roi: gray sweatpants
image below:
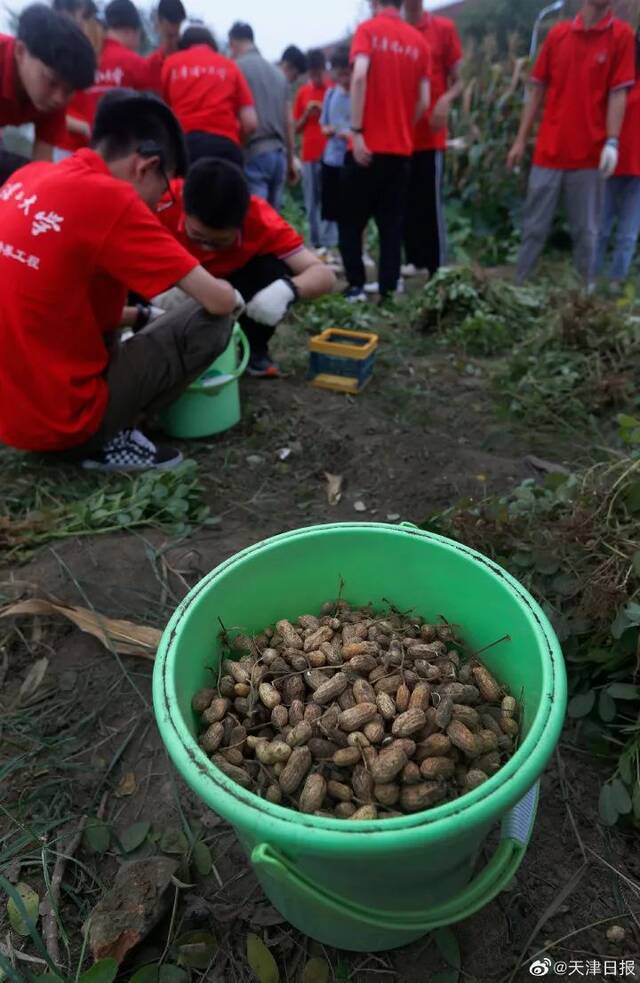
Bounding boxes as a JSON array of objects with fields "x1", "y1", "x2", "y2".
[{"x1": 516, "y1": 165, "x2": 605, "y2": 284}]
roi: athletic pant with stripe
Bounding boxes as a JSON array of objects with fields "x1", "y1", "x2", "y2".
[
  {"x1": 403, "y1": 149, "x2": 447, "y2": 273},
  {"x1": 516, "y1": 165, "x2": 604, "y2": 284}
]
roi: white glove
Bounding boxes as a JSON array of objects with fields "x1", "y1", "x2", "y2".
[
  {"x1": 599, "y1": 139, "x2": 619, "y2": 179},
  {"x1": 245, "y1": 279, "x2": 297, "y2": 327}
]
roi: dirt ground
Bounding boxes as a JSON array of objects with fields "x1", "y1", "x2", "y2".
[{"x1": 1, "y1": 299, "x2": 639, "y2": 983}]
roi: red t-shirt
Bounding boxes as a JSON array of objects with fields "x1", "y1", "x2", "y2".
[
  {"x1": 55, "y1": 91, "x2": 90, "y2": 153},
  {"x1": 616, "y1": 79, "x2": 640, "y2": 175},
  {"x1": 294, "y1": 80, "x2": 330, "y2": 162},
  {"x1": 350, "y1": 8, "x2": 431, "y2": 157},
  {"x1": 146, "y1": 46, "x2": 166, "y2": 95},
  {"x1": 0, "y1": 34, "x2": 67, "y2": 146},
  {"x1": 161, "y1": 46, "x2": 254, "y2": 144},
  {"x1": 158, "y1": 180, "x2": 304, "y2": 276},
  {"x1": 531, "y1": 13, "x2": 635, "y2": 170},
  {"x1": 412, "y1": 13, "x2": 462, "y2": 152},
  {"x1": 84, "y1": 37, "x2": 152, "y2": 124},
  {"x1": 0, "y1": 149, "x2": 198, "y2": 452}
]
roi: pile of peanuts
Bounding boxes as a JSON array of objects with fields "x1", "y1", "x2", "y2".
[{"x1": 192, "y1": 602, "x2": 520, "y2": 821}]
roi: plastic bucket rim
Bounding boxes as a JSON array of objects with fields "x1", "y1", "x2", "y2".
[{"x1": 154, "y1": 522, "x2": 566, "y2": 840}]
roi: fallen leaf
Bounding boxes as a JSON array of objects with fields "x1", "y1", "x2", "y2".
[
  {"x1": 115, "y1": 771, "x2": 137, "y2": 798},
  {"x1": 83, "y1": 818, "x2": 110, "y2": 855},
  {"x1": 176, "y1": 930, "x2": 218, "y2": 969},
  {"x1": 77, "y1": 959, "x2": 119, "y2": 983},
  {"x1": 192, "y1": 841, "x2": 212, "y2": 876},
  {"x1": 7, "y1": 882, "x2": 39, "y2": 937},
  {"x1": 302, "y1": 957, "x2": 330, "y2": 983},
  {"x1": 246, "y1": 455, "x2": 263, "y2": 466},
  {"x1": 353, "y1": 500, "x2": 367, "y2": 513},
  {"x1": 324, "y1": 473, "x2": 343, "y2": 506},
  {"x1": 0, "y1": 598, "x2": 160, "y2": 659},
  {"x1": 19, "y1": 656, "x2": 48, "y2": 703},
  {"x1": 159, "y1": 829, "x2": 189, "y2": 855},
  {"x1": 246, "y1": 933, "x2": 279, "y2": 983}
]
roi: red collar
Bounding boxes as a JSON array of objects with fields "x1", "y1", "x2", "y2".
[
  {"x1": 417, "y1": 11, "x2": 433, "y2": 30},
  {"x1": 74, "y1": 148, "x2": 115, "y2": 177},
  {"x1": 377, "y1": 7, "x2": 402, "y2": 20},
  {"x1": 572, "y1": 10, "x2": 614, "y2": 31}
]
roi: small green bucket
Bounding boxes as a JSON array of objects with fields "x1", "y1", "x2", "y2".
[
  {"x1": 160, "y1": 323, "x2": 250, "y2": 439},
  {"x1": 153, "y1": 523, "x2": 566, "y2": 952}
]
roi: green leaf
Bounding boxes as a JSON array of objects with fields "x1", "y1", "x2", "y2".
[
  {"x1": 433, "y1": 927, "x2": 461, "y2": 970},
  {"x1": 611, "y1": 779, "x2": 632, "y2": 815},
  {"x1": 619, "y1": 754, "x2": 633, "y2": 785},
  {"x1": 159, "y1": 829, "x2": 189, "y2": 855},
  {"x1": 129, "y1": 967, "x2": 187, "y2": 983},
  {"x1": 246, "y1": 932, "x2": 279, "y2": 983},
  {"x1": 78, "y1": 959, "x2": 119, "y2": 983},
  {"x1": 633, "y1": 551, "x2": 640, "y2": 578},
  {"x1": 176, "y1": 930, "x2": 217, "y2": 969},
  {"x1": 430, "y1": 973, "x2": 459, "y2": 983},
  {"x1": 567, "y1": 690, "x2": 596, "y2": 718},
  {"x1": 120, "y1": 822, "x2": 151, "y2": 854},
  {"x1": 598, "y1": 691, "x2": 616, "y2": 723},
  {"x1": 84, "y1": 818, "x2": 110, "y2": 855},
  {"x1": 7, "y1": 882, "x2": 39, "y2": 937},
  {"x1": 599, "y1": 784, "x2": 619, "y2": 826},
  {"x1": 301, "y1": 958, "x2": 330, "y2": 983},
  {"x1": 607, "y1": 683, "x2": 640, "y2": 700},
  {"x1": 193, "y1": 840, "x2": 212, "y2": 876}
]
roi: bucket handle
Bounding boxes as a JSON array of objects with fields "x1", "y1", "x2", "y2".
[
  {"x1": 188, "y1": 323, "x2": 250, "y2": 396},
  {"x1": 251, "y1": 783, "x2": 539, "y2": 933}
]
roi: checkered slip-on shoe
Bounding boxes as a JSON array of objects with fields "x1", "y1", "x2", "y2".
[{"x1": 81, "y1": 428, "x2": 184, "y2": 473}]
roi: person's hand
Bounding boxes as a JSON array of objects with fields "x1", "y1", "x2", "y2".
[
  {"x1": 506, "y1": 137, "x2": 526, "y2": 171},
  {"x1": 599, "y1": 139, "x2": 619, "y2": 179},
  {"x1": 246, "y1": 279, "x2": 297, "y2": 327},
  {"x1": 430, "y1": 94, "x2": 450, "y2": 131},
  {"x1": 353, "y1": 132, "x2": 372, "y2": 167},
  {"x1": 287, "y1": 158, "x2": 302, "y2": 185}
]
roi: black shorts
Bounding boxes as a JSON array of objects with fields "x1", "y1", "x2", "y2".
[{"x1": 321, "y1": 162, "x2": 344, "y2": 223}]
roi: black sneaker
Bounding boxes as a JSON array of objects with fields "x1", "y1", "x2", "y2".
[
  {"x1": 246, "y1": 354, "x2": 281, "y2": 378},
  {"x1": 344, "y1": 286, "x2": 367, "y2": 303},
  {"x1": 81, "y1": 428, "x2": 184, "y2": 473}
]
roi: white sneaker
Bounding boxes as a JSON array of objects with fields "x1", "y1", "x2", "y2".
[
  {"x1": 344, "y1": 287, "x2": 367, "y2": 302},
  {"x1": 365, "y1": 279, "x2": 404, "y2": 295},
  {"x1": 401, "y1": 263, "x2": 429, "y2": 278}
]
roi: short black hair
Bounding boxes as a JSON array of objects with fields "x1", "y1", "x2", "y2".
[
  {"x1": 281, "y1": 45, "x2": 307, "y2": 74},
  {"x1": 52, "y1": 0, "x2": 83, "y2": 16},
  {"x1": 18, "y1": 5, "x2": 96, "y2": 89},
  {"x1": 386, "y1": 0, "x2": 403, "y2": 6},
  {"x1": 330, "y1": 47, "x2": 350, "y2": 71},
  {"x1": 184, "y1": 157, "x2": 251, "y2": 231},
  {"x1": 179, "y1": 26, "x2": 218, "y2": 51},
  {"x1": 228, "y1": 21, "x2": 254, "y2": 43},
  {"x1": 307, "y1": 49, "x2": 326, "y2": 72},
  {"x1": 157, "y1": 0, "x2": 185, "y2": 23},
  {"x1": 105, "y1": 0, "x2": 141, "y2": 30},
  {"x1": 92, "y1": 89, "x2": 188, "y2": 177}
]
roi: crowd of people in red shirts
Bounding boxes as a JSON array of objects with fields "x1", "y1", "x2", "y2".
[{"x1": 0, "y1": 0, "x2": 639, "y2": 473}]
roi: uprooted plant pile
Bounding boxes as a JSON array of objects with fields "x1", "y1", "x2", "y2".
[
  {"x1": 427, "y1": 436, "x2": 640, "y2": 828},
  {"x1": 194, "y1": 603, "x2": 521, "y2": 819},
  {"x1": 409, "y1": 266, "x2": 543, "y2": 356},
  {"x1": 498, "y1": 293, "x2": 640, "y2": 431}
]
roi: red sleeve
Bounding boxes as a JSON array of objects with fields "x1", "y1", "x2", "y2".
[
  {"x1": 350, "y1": 23, "x2": 372, "y2": 62},
  {"x1": 257, "y1": 202, "x2": 304, "y2": 258},
  {"x1": 146, "y1": 48, "x2": 165, "y2": 95},
  {"x1": 610, "y1": 25, "x2": 636, "y2": 92},
  {"x1": 445, "y1": 22, "x2": 463, "y2": 74},
  {"x1": 97, "y1": 197, "x2": 198, "y2": 298},
  {"x1": 235, "y1": 65, "x2": 255, "y2": 110},
  {"x1": 134, "y1": 53, "x2": 153, "y2": 91},
  {"x1": 531, "y1": 30, "x2": 553, "y2": 84},
  {"x1": 34, "y1": 107, "x2": 67, "y2": 146}
]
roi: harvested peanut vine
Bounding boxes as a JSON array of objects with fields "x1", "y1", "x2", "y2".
[{"x1": 192, "y1": 602, "x2": 521, "y2": 821}]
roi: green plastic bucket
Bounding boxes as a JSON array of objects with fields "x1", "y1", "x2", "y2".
[
  {"x1": 160, "y1": 323, "x2": 250, "y2": 439},
  {"x1": 153, "y1": 523, "x2": 566, "y2": 952}
]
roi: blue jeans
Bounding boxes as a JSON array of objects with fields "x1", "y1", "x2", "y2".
[
  {"x1": 302, "y1": 160, "x2": 338, "y2": 248},
  {"x1": 596, "y1": 175, "x2": 640, "y2": 280},
  {"x1": 245, "y1": 148, "x2": 286, "y2": 212}
]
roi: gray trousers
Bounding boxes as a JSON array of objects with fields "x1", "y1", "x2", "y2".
[
  {"x1": 516, "y1": 166, "x2": 605, "y2": 284},
  {"x1": 302, "y1": 160, "x2": 338, "y2": 248},
  {"x1": 67, "y1": 300, "x2": 233, "y2": 457}
]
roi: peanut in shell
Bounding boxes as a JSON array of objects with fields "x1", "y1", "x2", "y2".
[
  {"x1": 392, "y1": 708, "x2": 426, "y2": 737},
  {"x1": 278, "y1": 747, "x2": 312, "y2": 794},
  {"x1": 472, "y1": 664, "x2": 503, "y2": 703},
  {"x1": 299, "y1": 774, "x2": 327, "y2": 813},
  {"x1": 338, "y1": 702, "x2": 378, "y2": 732}
]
